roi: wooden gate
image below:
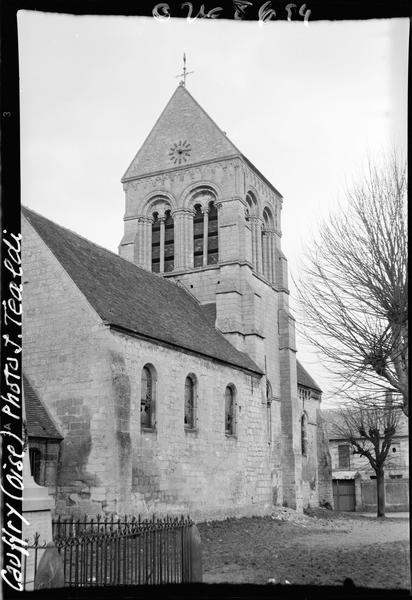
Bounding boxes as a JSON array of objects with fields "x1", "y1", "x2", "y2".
[{"x1": 333, "y1": 479, "x2": 355, "y2": 511}]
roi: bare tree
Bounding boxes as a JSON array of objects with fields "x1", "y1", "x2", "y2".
[
  {"x1": 330, "y1": 397, "x2": 401, "y2": 517},
  {"x1": 297, "y1": 154, "x2": 408, "y2": 415}
]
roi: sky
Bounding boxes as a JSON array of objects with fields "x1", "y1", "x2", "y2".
[{"x1": 17, "y1": 11, "x2": 409, "y2": 406}]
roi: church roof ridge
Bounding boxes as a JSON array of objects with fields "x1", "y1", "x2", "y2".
[{"x1": 22, "y1": 205, "x2": 263, "y2": 376}]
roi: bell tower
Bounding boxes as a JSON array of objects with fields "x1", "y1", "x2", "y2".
[{"x1": 119, "y1": 83, "x2": 303, "y2": 510}]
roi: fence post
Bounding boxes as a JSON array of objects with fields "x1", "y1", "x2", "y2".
[
  {"x1": 189, "y1": 524, "x2": 202, "y2": 583},
  {"x1": 34, "y1": 542, "x2": 65, "y2": 590}
]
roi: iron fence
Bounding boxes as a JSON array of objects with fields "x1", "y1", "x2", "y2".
[{"x1": 23, "y1": 514, "x2": 196, "y2": 589}]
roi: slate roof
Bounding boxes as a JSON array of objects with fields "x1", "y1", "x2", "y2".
[
  {"x1": 24, "y1": 375, "x2": 63, "y2": 440},
  {"x1": 22, "y1": 207, "x2": 263, "y2": 375},
  {"x1": 296, "y1": 360, "x2": 322, "y2": 393},
  {"x1": 122, "y1": 85, "x2": 283, "y2": 198},
  {"x1": 200, "y1": 303, "x2": 217, "y2": 327}
]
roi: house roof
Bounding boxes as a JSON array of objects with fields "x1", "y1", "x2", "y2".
[
  {"x1": 122, "y1": 85, "x2": 282, "y2": 198},
  {"x1": 22, "y1": 206, "x2": 263, "y2": 376},
  {"x1": 24, "y1": 375, "x2": 63, "y2": 440},
  {"x1": 296, "y1": 360, "x2": 322, "y2": 393}
]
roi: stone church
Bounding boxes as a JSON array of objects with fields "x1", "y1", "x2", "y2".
[{"x1": 22, "y1": 83, "x2": 332, "y2": 520}]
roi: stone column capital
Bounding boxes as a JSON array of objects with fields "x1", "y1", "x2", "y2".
[
  {"x1": 171, "y1": 208, "x2": 193, "y2": 217},
  {"x1": 263, "y1": 227, "x2": 276, "y2": 236}
]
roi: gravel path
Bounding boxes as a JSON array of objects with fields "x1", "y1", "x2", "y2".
[{"x1": 197, "y1": 508, "x2": 410, "y2": 589}]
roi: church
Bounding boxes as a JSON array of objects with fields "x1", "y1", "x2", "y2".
[{"x1": 22, "y1": 81, "x2": 332, "y2": 520}]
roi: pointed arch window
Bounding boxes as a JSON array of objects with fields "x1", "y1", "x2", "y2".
[
  {"x1": 151, "y1": 210, "x2": 174, "y2": 274},
  {"x1": 225, "y1": 385, "x2": 236, "y2": 436},
  {"x1": 184, "y1": 375, "x2": 196, "y2": 429},
  {"x1": 141, "y1": 365, "x2": 156, "y2": 430}
]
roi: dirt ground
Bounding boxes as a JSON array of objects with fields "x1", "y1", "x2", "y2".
[{"x1": 197, "y1": 507, "x2": 410, "y2": 589}]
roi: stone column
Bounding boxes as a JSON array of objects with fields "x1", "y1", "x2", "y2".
[
  {"x1": 262, "y1": 230, "x2": 269, "y2": 280},
  {"x1": 264, "y1": 229, "x2": 276, "y2": 284},
  {"x1": 250, "y1": 217, "x2": 257, "y2": 268},
  {"x1": 202, "y1": 208, "x2": 209, "y2": 266},
  {"x1": 269, "y1": 231, "x2": 276, "y2": 283},
  {"x1": 255, "y1": 218, "x2": 263, "y2": 274},
  {"x1": 136, "y1": 217, "x2": 152, "y2": 270},
  {"x1": 187, "y1": 209, "x2": 194, "y2": 269},
  {"x1": 216, "y1": 202, "x2": 223, "y2": 264},
  {"x1": 159, "y1": 216, "x2": 165, "y2": 273},
  {"x1": 172, "y1": 209, "x2": 185, "y2": 270}
]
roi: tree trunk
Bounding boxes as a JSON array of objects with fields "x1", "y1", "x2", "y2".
[{"x1": 376, "y1": 469, "x2": 385, "y2": 518}]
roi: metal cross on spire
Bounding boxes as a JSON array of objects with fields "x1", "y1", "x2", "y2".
[{"x1": 176, "y1": 53, "x2": 194, "y2": 87}]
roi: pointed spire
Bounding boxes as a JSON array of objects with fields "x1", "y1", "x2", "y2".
[{"x1": 176, "y1": 53, "x2": 194, "y2": 87}]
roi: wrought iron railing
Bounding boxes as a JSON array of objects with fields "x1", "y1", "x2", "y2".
[{"x1": 23, "y1": 514, "x2": 198, "y2": 590}]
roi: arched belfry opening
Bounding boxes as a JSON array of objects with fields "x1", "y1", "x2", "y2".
[
  {"x1": 151, "y1": 212, "x2": 161, "y2": 273},
  {"x1": 193, "y1": 204, "x2": 204, "y2": 268},
  {"x1": 164, "y1": 210, "x2": 174, "y2": 272},
  {"x1": 151, "y1": 207, "x2": 174, "y2": 274},
  {"x1": 191, "y1": 189, "x2": 219, "y2": 268}
]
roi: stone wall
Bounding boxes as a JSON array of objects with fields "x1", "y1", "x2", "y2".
[
  {"x1": 360, "y1": 479, "x2": 409, "y2": 512},
  {"x1": 108, "y1": 329, "x2": 277, "y2": 521},
  {"x1": 23, "y1": 217, "x2": 120, "y2": 516}
]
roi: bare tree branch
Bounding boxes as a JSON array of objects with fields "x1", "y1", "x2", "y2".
[{"x1": 297, "y1": 153, "x2": 408, "y2": 414}]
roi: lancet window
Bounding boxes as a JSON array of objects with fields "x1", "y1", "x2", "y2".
[
  {"x1": 184, "y1": 375, "x2": 196, "y2": 429},
  {"x1": 225, "y1": 385, "x2": 236, "y2": 436},
  {"x1": 141, "y1": 365, "x2": 156, "y2": 430}
]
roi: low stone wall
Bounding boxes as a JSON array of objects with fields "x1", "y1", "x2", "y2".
[{"x1": 360, "y1": 478, "x2": 409, "y2": 512}]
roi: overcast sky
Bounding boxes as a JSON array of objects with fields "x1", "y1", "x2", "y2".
[{"x1": 17, "y1": 12, "x2": 408, "y2": 406}]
